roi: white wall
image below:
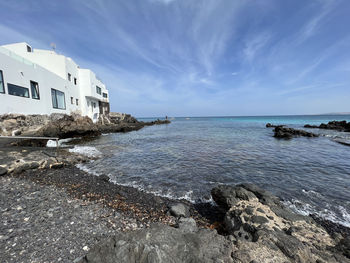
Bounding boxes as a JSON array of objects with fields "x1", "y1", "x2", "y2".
[
  {"x1": 0, "y1": 42, "x2": 110, "y2": 121},
  {"x1": 0, "y1": 48, "x2": 80, "y2": 115}
]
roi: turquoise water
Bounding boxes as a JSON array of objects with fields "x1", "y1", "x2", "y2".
[{"x1": 76, "y1": 115, "x2": 350, "y2": 227}]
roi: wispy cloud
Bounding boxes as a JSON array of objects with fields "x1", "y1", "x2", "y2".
[{"x1": 0, "y1": 0, "x2": 349, "y2": 116}]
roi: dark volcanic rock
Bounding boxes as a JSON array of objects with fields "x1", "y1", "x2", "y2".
[
  {"x1": 336, "y1": 237, "x2": 350, "y2": 258},
  {"x1": 211, "y1": 185, "x2": 257, "y2": 210},
  {"x1": 39, "y1": 115, "x2": 100, "y2": 139},
  {"x1": 0, "y1": 166, "x2": 7, "y2": 176},
  {"x1": 304, "y1": 120, "x2": 350, "y2": 132},
  {"x1": 266, "y1": 123, "x2": 284, "y2": 128},
  {"x1": 169, "y1": 203, "x2": 190, "y2": 218},
  {"x1": 210, "y1": 184, "x2": 349, "y2": 262},
  {"x1": 75, "y1": 223, "x2": 234, "y2": 263},
  {"x1": 273, "y1": 126, "x2": 319, "y2": 139}
]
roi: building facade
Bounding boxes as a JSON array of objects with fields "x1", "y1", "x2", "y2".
[{"x1": 0, "y1": 42, "x2": 109, "y2": 122}]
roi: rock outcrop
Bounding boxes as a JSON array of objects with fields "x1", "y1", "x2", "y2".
[
  {"x1": 273, "y1": 126, "x2": 319, "y2": 139},
  {"x1": 78, "y1": 184, "x2": 349, "y2": 263},
  {"x1": 304, "y1": 120, "x2": 350, "y2": 132},
  {"x1": 211, "y1": 184, "x2": 350, "y2": 262},
  {"x1": 75, "y1": 222, "x2": 234, "y2": 263},
  {"x1": 0, "y1": 113, "x2": 171, "y2": 141},
  {"x1": 39, "y1": 114, "x2": 99, "y2": 139}
]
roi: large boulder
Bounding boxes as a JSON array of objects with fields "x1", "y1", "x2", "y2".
[
  {"x1": 211, "y1": 184, "x2": 349, "y2": 262},
  {"x1": 211, "y1": 185, "x2": 258, "y2": 210},
  {"x1": 75, "y1": 223, "x2": 234, "y2": 263},
  {"x1": 39, "y1": 114, "x2": 100, "y2": 139}
]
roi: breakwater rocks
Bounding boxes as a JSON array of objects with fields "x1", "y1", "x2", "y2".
[
  {"x1": 0, "y1": 113, "x2": 170, "y2": 141},
  {"x1": 304, "y1": 120, "x2": 350, "y2": 132},
  {"x1": 77, "y1": 184, "x2": 349, "y2": 263},
  {"x1": 273, "y1": 126, "x2": 319, "y2": 139}
]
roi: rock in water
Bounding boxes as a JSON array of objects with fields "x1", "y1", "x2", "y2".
[
  {"x1": 266, "y1": 123, "x2": 284, "y2": 128},
  {"x1": 273, "y1": 126, "x2": 319, "y2": 139},
  {"x1": 304, "y1": 120, "x2": 350, "y2": 132}
]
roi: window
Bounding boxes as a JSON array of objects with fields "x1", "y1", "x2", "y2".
[
  {"x1": 8, "y1": 83, "x2": 29, "y2": 98},
  {"x1": 93, "y1": 102, "x2": 96, "y2": 108},
  {"x1": 68, "y1": 73, "x2": 71, "y2": 81},
  {"x1": 51, "y1": 89, "x2": 66, "y2": 109},
  {"x1": 71, "y1": 97, "x2": 74, "y2": 104},
  {"x1": 30, "y1": 81, "x2": 40, "y2": 99},
  {"x1": 96, "y1": 86, "x2": 102, "y2": 95},
  {"x1": 103, "y1": 92, "x2": 108, "y2": 98},
  {"x1": 74, "y1": 78, "x2": 77, "y2": 85},
  {"x1": 27, "y1": 45, "x2": 32, "y2": 52},
  {"x1": 0, "y1": 70, "x2": 4, "y2": 94},
  {"x1": 76, "y1": 99, "x2": 79, "y2": 105}
]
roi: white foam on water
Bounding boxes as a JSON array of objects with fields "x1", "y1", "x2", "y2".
[
  {"x1": 284, "y1": 199, "x2": 350, "y2": 228},
  {"x1": 76, "y1": 163, "x2": 100, "y2": 177},
  {"x1": 69, "y1": 146, "x2": 102, "y2": 158}
]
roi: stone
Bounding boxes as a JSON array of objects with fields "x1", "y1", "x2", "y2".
[
  {"x1": 50, "y1": 163, "x2": 64, "y2": 169},
  {"x1": 336, "y1": 237, "x2": 350, "y2": 258},
  {"x1": 169, "y1": 203, "x2": 190, "y2": 218},
  {"x1": 0, "y1": 166, "x2": 8, "y2": 176},
  {"x1": 76, "y1": 223, "x2": 234, "y2": 263},
  {"x1": 305, "y1": 120, "x2": 350, "y2": 132},
  {"x1": 251, "y1": 215, "x2": 269, "y2": 225},
  {"x1": 266, "y1": 123, "x2": 284, "y2": 128},
  {"x1": 211, "y1": 185, "x2": 257, "y2": 210},
  {"x1": 210, "y1": 184, "x2": 348, "y2": 263},
  {"x1": 178, "y1": 217, "x2": 198, "y2": 233},
  {"x1": 273, "y1": 126, "x2": 319, "y2": 139}
]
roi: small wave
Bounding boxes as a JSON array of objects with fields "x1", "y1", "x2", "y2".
[
  {"x1": 301, "y1": 189, "x2": 323, "y2": 198},
  {"x1": 284, "y1": 199, "x2": 350, "y2": 228},
  {"x1": 69, "y1": 146, "x2": 102, "y2": 158},
  {"x1": 76, "y1": 163, "x2": 100, "y2": 176}
]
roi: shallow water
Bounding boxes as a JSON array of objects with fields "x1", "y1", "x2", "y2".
[{"x1": 75, "y1": 115, "x2": 350, "y2": 227}]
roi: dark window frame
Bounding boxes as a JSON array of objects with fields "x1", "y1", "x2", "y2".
[
  {"x1": 74, "y1": 78, "x2": 77, "y2": 85},
  {"x1": 0, "y1": 70, "x2": 4, "y2": 94},
  {"x1": 27, "y1": 45, "x2": 32, "y2": 52},
  {"x1": 76, "y1": 99, "x2": 79, "y2": 105},
  {"x1": 8, "y1": 83, "x2": 30, "y2": 98},
  {"x1": 68, "y1": 73, "x2": 71, "y2": 81},
  {"x1": 51, "y1": 88, "x2": 66, "y2": 110},
  {"x1": 30, "y1": 80, "x2": 40, "y2": 100},
  {"x1": 71, "y1": 97, "x2": 74, "y2": 104},
  {"x1": 96, "y1": 86, "x2": 102, "y2": 95},
  {"x1": 103, "y1": 92, "x2": 108, "y2": 98}
]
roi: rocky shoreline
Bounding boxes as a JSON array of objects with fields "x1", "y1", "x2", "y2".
[
  {"x1": 1, "y1": 117, "x2": 350, "y2": 262},
  {"x1": 0, "y1": 113, "x2": 170, "y2": 145},
  {"x1": 1, "y1": 146, "x2": 349, "y2": 262}
]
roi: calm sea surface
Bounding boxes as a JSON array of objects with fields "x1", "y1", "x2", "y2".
[{"x1": 72, "y1": 115, "x2": 350, "y2": 227}]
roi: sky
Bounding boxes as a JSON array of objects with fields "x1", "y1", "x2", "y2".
[{"x1": 0, "y1": 0, "x2": 349, "y2": 117}]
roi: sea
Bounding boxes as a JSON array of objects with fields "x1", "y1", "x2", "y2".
[{"x1": 67, "y1": 115, "x2": 350, "y2": 227}]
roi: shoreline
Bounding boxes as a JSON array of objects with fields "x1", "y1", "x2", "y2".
[{"x1": 1, "y1": 144, "x2": 350, "y2": 261}]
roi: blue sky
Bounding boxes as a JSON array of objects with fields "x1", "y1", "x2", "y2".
[{"x1": 0, "y1": 0, "x2": 349, "y2": 117}]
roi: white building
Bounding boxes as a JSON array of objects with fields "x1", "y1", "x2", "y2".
[{"x1": 0, "y1": 42, "x2": 110, "y2": 122}]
